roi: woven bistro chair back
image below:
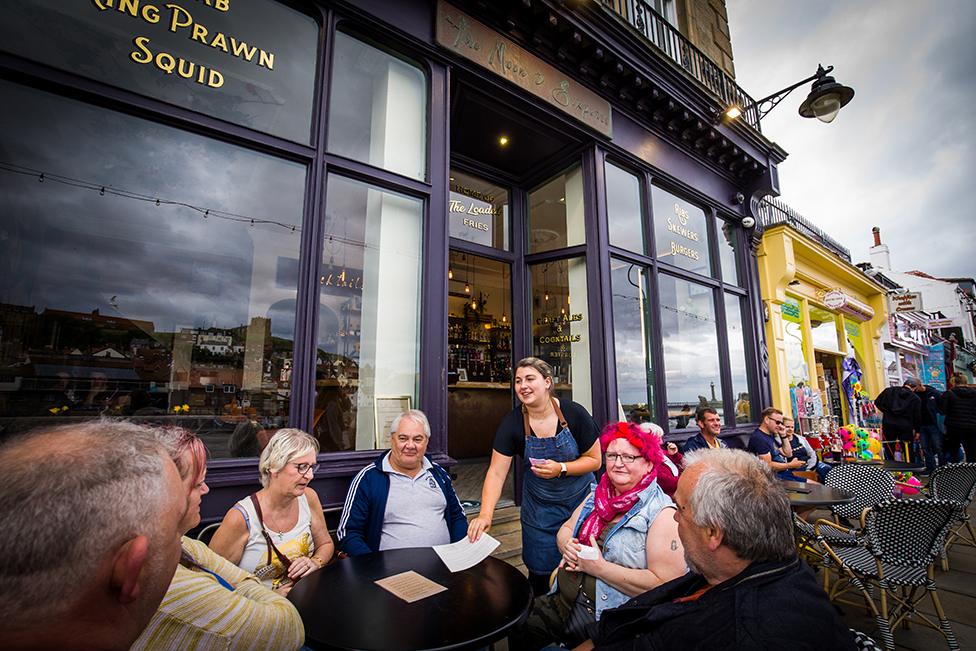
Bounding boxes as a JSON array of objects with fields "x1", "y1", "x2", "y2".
[
  {"x1": 929, "y1": 463, "x2": 976, "y2": 505},
  {"x1": 825, "y1": 464, "x2": 895, "y2": 521},
  {"x1": 863, "y1": 499, "x2": 964, "y2": 567}
]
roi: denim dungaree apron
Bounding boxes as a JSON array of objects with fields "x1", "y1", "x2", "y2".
[{"x1": 521, "y1": 398, "x2": 594, "y2": 575}]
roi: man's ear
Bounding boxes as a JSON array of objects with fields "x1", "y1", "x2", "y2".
[
  {"x1": 706, "y1": 528, "x2": 724, "y2": 552},
  {"x1": 110, "y1": 535, "x2": 150, "y2": 604}
]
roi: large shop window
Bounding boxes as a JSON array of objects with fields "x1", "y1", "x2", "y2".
[
  {"x1": 528, "y1": 165, "x2": 585, "y2": 254},
  {"x1": 810, "y1": 305, "x2": 843, "y2": 354},
  {"x1": 605, "y1": 162, "x2": 644, "y2": 254},
  {"x1": 0, "y1": 81, "x2": 305, "y2": 453},
  {"x1": 725, "y1": 294, "x2": 752, "y2": 424},
  {"x1": 529, "y1": 258, "x2": 591, "y2": 411},
  {"x1": 0, "y1": 0, "x2": 319, "y2": 144},
  {"x1": 314, "y1": 176, "x2": 423, "y2": 452},
  {"x1": 783, "y1": 297, "x2": 810, "y2": 384},
  {"x1": 449, "y1": 170, "x2": 510, "y2": 250},
  {"x1": 327, "y1": 32, "x2": 427, "y2": 181},
  {"x1": 652, "y1": 186, "x2": 711, "y2": 277},
  {"x1": 611, "y1": 259, "x2": 654, "y2": 422},
  {"x1": 659, "y1": 276, "x2": 722, "y2": 428},
  {"x1": 716, "y1": 217, "x2": 740, "y2": 286}
]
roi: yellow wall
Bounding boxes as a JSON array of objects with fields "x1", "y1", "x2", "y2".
[{"x1": 756, "y1": 225, "x2": 888, "y2": 417}]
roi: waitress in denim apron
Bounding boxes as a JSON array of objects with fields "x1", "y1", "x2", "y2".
[{"x1": 468, "y1": 357, "x2": 602, "y2": 596}]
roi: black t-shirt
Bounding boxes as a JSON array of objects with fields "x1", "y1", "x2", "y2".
[{"x1": 492, "y1": 398, "x2": 599, "y2": 459}]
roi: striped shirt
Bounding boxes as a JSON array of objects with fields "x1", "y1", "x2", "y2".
[{"x1": 131, "y1": 537, "x2": 304, "y2": 651}]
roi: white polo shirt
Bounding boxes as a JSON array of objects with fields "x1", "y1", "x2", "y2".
[{"x1": 378, "y1": 455, "x2": 451, "y2": 551}]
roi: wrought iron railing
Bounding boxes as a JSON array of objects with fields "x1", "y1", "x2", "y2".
[
  {"x1": 757, "y1": 197, "x2": 851, "y2": 261},
  {"x1": 598, "y1": 0, "x2": 761, "y2": 131}
]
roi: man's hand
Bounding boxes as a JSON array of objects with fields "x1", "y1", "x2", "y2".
[
  {"x1": 467, "y1": 515, "x2": 491, "y2": 542},
  {"x1": 790, "y1": 459, "x2": 805, "y2": 469},
  {"x1": 573, "y1": 640, "x2": 595, "y2": 651}
]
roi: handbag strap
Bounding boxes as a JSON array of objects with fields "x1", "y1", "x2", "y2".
[{"x1": 249, "y1": 494, "x2": 292, "y2": 570}]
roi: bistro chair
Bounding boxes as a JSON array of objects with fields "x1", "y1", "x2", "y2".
[
  {"x1": 816, "y1": 498, "x2": 964, "y2": 651},
  {"x1": 196, "y1": 522, "x2": 221, "y2": 545},
  {"x1": 927, "y1": 462, "x2": 976, "y2": 571}
]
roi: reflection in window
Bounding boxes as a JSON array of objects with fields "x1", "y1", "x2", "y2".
[
  {"x1": 652, "y1": 186, "x2": 711, "y2": 276},
  {"x1": 449, "y1": 170, "x2": 509, "y2": 250},
  {"x1": 725, "y1": 294, "x2": 751, "y2": 424},
  {"x1": 611, "y1": 260, "x2": 654, "y2": 422},
  {"x1": 0, "y1": 81, "x2": 305, "y2": 455},
  {"x1": 783, "y1": 298, "x2": 809, "y2": 384},
  {"x1": 447, "y1": 253, "x2": 512, "y2": 386},
  {"x1": 328, "y1": 32, "x2": 427, "y2": 181},
  {"x1": 605, "y1": 163, "x2": 644, "y2": 253},
  {"x1": 529, "y1": 258, "x2": 591, "y2": 411},
  {"x1": 810, "y1": 305, "x2": 842, "y2": 353},
  {"x1": 659, "y1": 275, "x2": 722, "y2": 427},
  {"x1": 528, "y1": 165, "x2": 585, "y2": 253},
  {"x1": 716, "y1": 217, "x2": 739, "y2": 285},
  {"x1": 314, "y1": 176, "x2": 422, "y2": 452},
  {"x1": 0, "y1": 0, "x2": 319, "y2": 144}
]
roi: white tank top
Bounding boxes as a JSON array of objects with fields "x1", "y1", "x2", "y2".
[{"x1": 234, "y1": 493, "x2": 313, "y2": 589}]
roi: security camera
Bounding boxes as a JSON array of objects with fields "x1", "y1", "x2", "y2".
[{"x1": 741, "y1": 216, "x2": 756, "y2": 229}]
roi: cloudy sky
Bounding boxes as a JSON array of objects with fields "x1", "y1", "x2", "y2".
[{"x1": 727, "y1": 0, "x2": 975, "y2": 278}]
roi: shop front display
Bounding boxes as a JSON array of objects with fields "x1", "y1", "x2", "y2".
[{"x1": 1, "y1": 0, "x2": 785, "y2": 517}]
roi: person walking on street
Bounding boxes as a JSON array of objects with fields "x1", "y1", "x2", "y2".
[
  {"x1": 940, "y1": 372, "x2": 976, "y2": 463},
  {"x1": 875, "y1": 383, "x2": 921, "y2": 459},
  {"x1": 904, "y1": 378, "x2": 944, "y2": 472}
]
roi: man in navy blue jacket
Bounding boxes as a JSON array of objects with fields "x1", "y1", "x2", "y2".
[{"x1": 337, "y1": 410, "x2": 467, "y2": 556}]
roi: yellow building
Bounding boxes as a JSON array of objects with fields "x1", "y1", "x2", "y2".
[{"x1": 756, "y1": 200, "x2": 887, "y2": 427}]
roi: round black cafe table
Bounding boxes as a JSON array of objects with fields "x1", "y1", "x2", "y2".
[
  {"x1": 288, "y1": 547, "x2": 532, "y2": 651},
  {"x1": 780, "y1": 480, "x2": 855, "y2": 508}
]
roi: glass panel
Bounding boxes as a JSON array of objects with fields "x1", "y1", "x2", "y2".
[
  {"x1": 810, "y1": 305, "x2": 842, "y2": 353},
  {"x1": 528, "y1": 165, "x2": 585, "y2": 254},
  {"x1": 328, "y1": 32, "x2": 427, "y2": 181},
  {"x1": 716, "y1": 217, "x2": 739, "y2": 285},
  {"x1": 659, "y1": 275, "x2": 722, "y2": 428},
  {"x1": 725, "y1": 294, "x2": 752, "y2": 424},
  {"x1": 610, "y1": 259, "x2": 654, "y2": 423},
  {"x1": 314, "y1": 176, "x2": 423, "y2": 452},
  {"x1": 529, "y1": 258, "x2": 591, "y2": 411},
  {"x1": 783, "y1": 297, "x2": 810, "y2": 385},
  {"x1": 0, "y1": 81, "x2": 305, "y2": 453},
  {"x1": 651, "y1": 186, "x2": 711, "y2": 276},
  {"x1": 447, "y1": 253, "x2": 513, "y2": 463},
  {"x1": 448, "y1": 170, "x2": 509, "y2": 250},
  {"x1": 605, "y1": 163, "x2": 644, "y2": 253},
  {"x1": 0, "y1": 0, "x2": 319, "y2": 144}
]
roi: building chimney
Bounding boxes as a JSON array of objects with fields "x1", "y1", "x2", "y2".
[{"x1": 868, "y1": 226, "x2": 891, "y2": 271}]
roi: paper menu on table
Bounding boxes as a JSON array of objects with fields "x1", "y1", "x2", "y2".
[
  {"x1": 374, "y1": 570, "x2": 447, "y2": 603},
  {"x1": 433, "y1": 533, "x2": 500, "y2": 572}
]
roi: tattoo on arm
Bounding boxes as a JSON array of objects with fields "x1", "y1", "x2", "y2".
[{"x1": 670, "y1": 539, "x2": 678, "y2": 551}]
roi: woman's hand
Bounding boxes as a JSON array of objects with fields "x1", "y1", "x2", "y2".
[
  {"x1": 286, "y1": 555, "x2": 320, "y2": 580},
  {"x1": 467, "y1": 515, "x2": 491, "y2": 542},
  {"x1": 561, "y1": 536, "x2": 582, "y2": 572},
  {"x1": 529, "y1": 459, "x2": 561, "y2": 479},
  {"x1": 273, "y1": 580, "x2": 293, "y2": 596},
  {"x1": 665, "y1": 442, "x2": 678, "y2": 455},
  {"x1": 575, "y1": 535, "x2": 607, "y2": 579}
]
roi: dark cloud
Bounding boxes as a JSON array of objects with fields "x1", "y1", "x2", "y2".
[{"x1": 728, "y1": 0, "x2": 976, "y2": 278}]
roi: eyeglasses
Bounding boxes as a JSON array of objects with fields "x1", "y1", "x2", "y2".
[
  {"x1": 293, "y1": 462, "x2": 320, "y2": 476},
  {"x1": 606, "y1": 453, "x2": 640, "y2": 465},
  {"x1": 768, "y1": 417, "x2": 784, "y2": 425}
]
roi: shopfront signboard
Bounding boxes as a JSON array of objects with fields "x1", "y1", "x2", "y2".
[
  {"x1": 890, "y1": 292, "x2": 923, "y2": 313},
  {"x1": 448, "y1": 181, "x2": 497, "y2": 247},
  {"x1": 922, "y1": 343, "x2": 947, "y2": 390},
  {"x1": 928, "y1": 318, "x2": 955, "y2": 329},
  {"x1": 436, "y1": 1, "x2": 612, "y2": 137},
  {"x1": 823, "y1": 290, "x2": 846, "y2": 310}
]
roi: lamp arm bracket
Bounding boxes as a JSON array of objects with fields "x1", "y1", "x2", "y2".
[{"x1": 738, "y1": 65, "x2": 834, "y2": 121}]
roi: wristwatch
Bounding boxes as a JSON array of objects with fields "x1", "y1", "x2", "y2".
[{"x1": 559, "y1": 462, "x2": 568, "y2": 479}]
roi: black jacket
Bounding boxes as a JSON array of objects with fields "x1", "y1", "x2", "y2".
[
  {"x1": 875, "y1": 386, "x2": 921, "y2": 432},
  {"x1": 917, "y1": 385, "x2": 943, "y2": 427},
  {"x1": 593, "y1": 558, "x2": 855, "y2": 650},
  {"x1": 940, "y1": 386, "x2": 976, "y2": 434}
]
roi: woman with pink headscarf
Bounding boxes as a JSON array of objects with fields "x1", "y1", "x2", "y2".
[{"x1": 511, "y1": 421, "x2": 687, "y2": 650}]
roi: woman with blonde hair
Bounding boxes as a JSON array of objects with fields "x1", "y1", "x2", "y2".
[{"x1": 211, "y1": 428, "x2": 334, "y2": 595}]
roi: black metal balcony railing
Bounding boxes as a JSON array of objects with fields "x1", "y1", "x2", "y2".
[
  {"x1": 757, "y1": 197, "x2": 852, "y2": 262},
  {"x1": 598, "y1": 0, "x2": 761, "y2": 131}
]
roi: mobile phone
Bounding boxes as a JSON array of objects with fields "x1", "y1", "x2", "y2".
[{"x1": 528, "y1": 457, "x2": 545, "y2": 466}]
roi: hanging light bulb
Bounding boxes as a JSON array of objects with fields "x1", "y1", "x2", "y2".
[
  {"x1": 471, "y1": 298, "x2": 478, "y2": 310},
  {"x1": 544, "y1": 291, "x2": 550, "y2": 301},
  {"x1": 501, "y1": 312, "x2": 508, "y2": 323},
  {"x1": 448, "y1": 267, "x2": 453, "y2": 280},
  {"x1": 464, "y1": 282, "x2": 471, "y2": 293}
]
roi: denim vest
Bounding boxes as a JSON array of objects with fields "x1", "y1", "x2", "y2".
[{"x1": 572, "y1": 480, "x2": 675, "y2": 618}]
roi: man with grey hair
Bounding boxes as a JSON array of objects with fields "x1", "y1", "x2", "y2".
[
  {"x1": 0, "y1": 420, "x2": 186, "y2": 650},
  {"x1": 338, "y1": 409, "x2": 467, "y2": 556},
  {"x1": 575, "y1": 448, "x2": 854, "y2": 650}
]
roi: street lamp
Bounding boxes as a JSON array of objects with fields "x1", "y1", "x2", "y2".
[{"x1": 720, "y1": 64, "x2": 855, "y2": 125}]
